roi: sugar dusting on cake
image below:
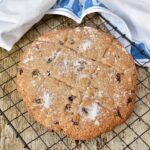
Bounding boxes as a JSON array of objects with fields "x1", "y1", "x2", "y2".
[
  {"x1": 98, "y1": 91, "x2": 104, "y2": 97},
  {"x1": 54, "y1": 52, "x2": 71, "y2": 75},
  {"x1": 64, "y1": 58, "x2": 69, "y2": 70},
  {"x1": 82, "y1": 90, "x2": 89, "y2": 99},
  {"x1": 78, "y1": 74, "x2": 89, "y2": 80},
  {"x1": 80, "y1": 40, "x2": 93, "y2": 51},
  {"x1": 74, "y1": 60, "x2": 85, "y2": 71},
  {"x1": 31, "y1": 80, "x2": 36, "y2": 87},
  {"x1": 75, "y1": 27, "x2": 81, "y2": 32},
  {"x1": 61, "y1": 57, "x2": 71, "y2": 74},
  {"x1": 79, "y1": 103, "x2": 100, "y2": 121},
  {"x1": 47, "y1": 51, "x2": 62, "y2": 62},
  {"x1": 42, "y1": 92, "x2": 53, "y2": 108},
  {"x1": 88, "y1": 103, "x2": 100, "y2": 120},
  {"x1": 95, "y1": 120, "x2": 100, "y2": 126},
  {"x1": 54, "y1": 51, "x2": 62, "y2": 59},
  {"x1": 84, "y1": 27, "x2": 97, "y2": 39},
  {"x1": 23, "y1": 55, "x2": 33, "y2": 63},
  {"x1": 84, "y1": 27, "x2": 97, "y2": 34}
]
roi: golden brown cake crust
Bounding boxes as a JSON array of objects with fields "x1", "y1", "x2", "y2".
[{"x1": 16, "y1": 27, "x2": 137, "y2": 140}]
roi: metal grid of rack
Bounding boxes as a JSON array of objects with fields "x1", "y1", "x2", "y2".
[{"x1": 0, "y1": 13, "x2": 150, "y2": 150}]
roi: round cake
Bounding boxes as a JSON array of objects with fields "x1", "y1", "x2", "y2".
[{"x1": 16, "y1": 27, "x2": 137, "y2": 140}]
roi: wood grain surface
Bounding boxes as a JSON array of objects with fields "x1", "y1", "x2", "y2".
[{"x1": 0, "y1": 14, "x2": 150, "y2": 150}]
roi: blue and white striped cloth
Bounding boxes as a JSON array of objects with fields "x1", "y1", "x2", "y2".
[{"x1": 48, "y1": 0, "x2": 150, "y2": 69}]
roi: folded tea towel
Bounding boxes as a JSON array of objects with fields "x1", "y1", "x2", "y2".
[{"x1": 0, "y1": 0, "x2": 57, "y2": 50}]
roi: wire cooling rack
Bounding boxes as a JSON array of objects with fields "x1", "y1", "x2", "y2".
[{"x1": 0, "y1": 13, "x2": 150, "y2": 150}]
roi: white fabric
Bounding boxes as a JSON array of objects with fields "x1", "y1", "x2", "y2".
[
  {"x1": 0, "y1": 0, "x2": 57, "y2": 50},
  {"x1": 102, "y1": 0, "x2": 150, "y2": 57}
]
